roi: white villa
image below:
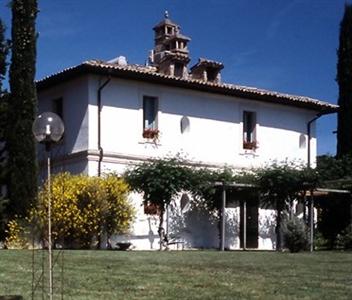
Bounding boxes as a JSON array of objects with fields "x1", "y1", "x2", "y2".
[{"x1": 36, "y1": 14, "x2": 337, "y2": 250}]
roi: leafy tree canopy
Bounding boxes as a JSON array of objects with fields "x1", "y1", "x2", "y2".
[
  {"x1": 188, "y1": 167, "x2": 235, "y2": 211},
  {"x1": 0, "y1": 18, "x2": 9, "y2": 240},
  {"x1": 253, "y1": 160, "x2": 318, "y2": 250},
  {"x1": 6, "y1": 0, "x2": 38, "y2": 220},
  {"x1": 317, "y1": 154, "x2": 352, "y2": 181},
  {"x1": 256, "y1": 161, "x2": 318, "y2": 209},
  {"x1": 0, "y1": 19, "x2": 9, "y2": 94},
  {"x1": 337, "y1": 4, "x2": 352, "y2": 157},
  {"x1": 125, "y1": 157, "x2": 191, "y2": 213}
]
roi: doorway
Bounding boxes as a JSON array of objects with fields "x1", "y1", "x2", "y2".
[{"x1": 240, "y1": 198, "x2": 259, "y2": 249}]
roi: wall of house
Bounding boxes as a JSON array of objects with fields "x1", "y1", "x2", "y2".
[
  {"x1": 37, "y1": 76, "x2": 90, "y2": 176},
  {"x1": 38, "y1": 75, "x2": 318, "y2": 173},
  {"x1": 38, "y1": 75, "x2": 318, "y2": 251},
  {"x1": 82, "y1": 76, "x2": 317, "y2": 250},
  {"x1": 86, "y1": 76, "x2": 317, "y2": 176},
  {"x1": 38, "y1": 76, "x2": 90, "y2": 154},
  {"x1": 104, "y1": 195, "x2": 277, "y2": 251}
]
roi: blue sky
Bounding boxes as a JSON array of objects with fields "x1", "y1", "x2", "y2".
[{"x1": 0, "y1": 0, "x2": 349, "y2": 155}]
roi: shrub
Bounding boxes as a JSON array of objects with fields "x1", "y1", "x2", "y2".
[
  {"x1": 30, "y1": 173, "x2": 135, "y2": 249},
  {"x1": 314, "y1": 231, "x2": 329, "y2": 250},
  {"x1": 336, "y1": 226, "x2": 352, "y2": 250},
  {"x1": 282, "y1": 216, "x2": 308, "y2": 252},
  {"x1": 5, "y1": 218, "x2": 29, "y2": 249}
]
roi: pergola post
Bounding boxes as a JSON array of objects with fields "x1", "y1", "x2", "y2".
[
  {"x1": 220, "y1": 183, "x2": 226, "y2": 251},
  {"x1": 243, "y1": 199, "x2": 247, "y2": 250},
  {"x1": 309, "y1": 190, "x2": 314, "y2": 252},
  {"x1": 350, "y1": 195, "x2": 352, "y2": 231}
]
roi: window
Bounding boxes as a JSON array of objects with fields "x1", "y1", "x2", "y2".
[
  {"x1": 52, "y1": 97, "x2": 63, "y2": 120},
  {"x1": 299, "y1": 134, "x2": 306, "y2": 149},
  {"x1": 206, "y1": 68, "x2": 217, "y2": 82},
  {"x1": 174, "y1": 63, "x2": 184, "y2": 77},
  {"x1": 51, "y1": 97, "x2": 64, "y2": 141},
  {"x1": 243, "y1": 111, "x2": 256, "y2": 150},
  {"x1": 143, "y1": 96, "x2": 158, "y2": 129},
  {"x1": 143, "y1": 96, "x2": 158, "y2": 139},
  {"x1": 180, "y1": 116, "x2": 190, "y2": 134},
  {"x1": 180, "y1": 194, "x2": 190, "y2": 213},
  {"x1": 166, "y1": 26, "x2": 173, "y2": 35}
]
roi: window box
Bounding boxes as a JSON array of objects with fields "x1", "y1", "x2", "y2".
[
  {"x1": 243, "y1": 141, "x2": 258, "y2": 150},
  {"x1": 143, "y1": 128, "x2": 159, "y2": 140},
  {"x1": 144, "y1": 201, "x2": 160, "y2": 215}
]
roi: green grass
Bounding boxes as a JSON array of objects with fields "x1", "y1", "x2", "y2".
[{"x1": 0, "y1": 250, "x2": 351, "y2": 299}]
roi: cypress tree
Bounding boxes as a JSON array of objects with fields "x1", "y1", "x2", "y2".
[
  {"x1": 0, "y1": 19, "x2": 9, "y2": 151},
  {"x1": 337, "y1": 4, "x2": 352, "y2": 158},
  {"x1": 7, "y1": 0, "x2": 38, "y2": 219},
  {"x1": 0, "y1": 19, "x2": 9, "y2": 239},
  {"x1": 0, "y1": 20, "x2": 8, "y2": 93}
]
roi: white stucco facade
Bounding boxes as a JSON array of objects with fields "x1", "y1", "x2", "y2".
[
  {"x1": 94, "y1": 76, "x2": 316, "y2": 171},
  {"x1": 37, "y1": 71, "x2": 326, "y2": 250}
]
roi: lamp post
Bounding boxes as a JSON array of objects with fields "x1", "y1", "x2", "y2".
[{"x1": 32, "y1": 112, "x2": 64, "y2": 300}]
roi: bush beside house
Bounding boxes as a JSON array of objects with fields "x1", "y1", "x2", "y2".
[{"x1": 5, "y1": 173, "x2": 135, "y2": 249}]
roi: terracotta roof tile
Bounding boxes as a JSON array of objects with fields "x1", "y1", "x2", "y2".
[{"x1": 36, "y1": 60, "x2": 338, "y2": 112}]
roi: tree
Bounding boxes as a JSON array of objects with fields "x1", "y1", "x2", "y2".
[
  {"x1": 316, "y1": 155, "x2": 352, "y2": 248},
  {"x1": 0, "y1": 19, "x2": 8, "y2": 94},
  {"x1": 102, "y1": 174, "x2": 136, "y2": 241},
  {"x1": 124, "y1": 157, "x2": 190, "y2": 250},
  {"x1": 255, "y1": 161, "x2": 317, "y2": 251},
  {"x1": 125, "y1": 158, "x2": 247, "y2": 249},
  {"x1": 0, "y1": 19, "x2": 9, "y2": 240},
  {"x1": 7, "y1": 0, "x2": 38, "y2": 219},
  {"x1": 317, "y1": 154, "x2": 352, "y2": 183},
  {"x1": 337, "y1": 4, "x2": 352, "y2": 158},
  {"x1": 188, "y1": 167, "x2": 235, "y2": 212},
  {"x1": 282, "y1": 215, "x2": 309, "y2": 252}
]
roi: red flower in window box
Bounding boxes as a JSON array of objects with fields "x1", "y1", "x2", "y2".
[
  {"x1": 144, "y1": 201, "x2": 160, "y2": 215},
  {"x1": 143, "y1": 128, "x2": 159, "y2": 140},
  {"x1": 243, "y1": 141, "x2": 258, "y2": 150}
]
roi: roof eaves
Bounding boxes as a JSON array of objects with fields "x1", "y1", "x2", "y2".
[{"x1": 36, "y1": 61, "x2": 338, "y2": 112}]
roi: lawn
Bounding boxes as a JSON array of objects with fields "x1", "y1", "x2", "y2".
[{"x1": 0, "y1": 250, "x2": 351, "y2": 299}]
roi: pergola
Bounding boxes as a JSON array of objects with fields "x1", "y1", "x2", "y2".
[{"x1": 215, "y1": 182, "x2": 351, "y2": 252}]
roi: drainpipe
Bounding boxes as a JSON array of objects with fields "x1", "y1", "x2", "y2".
[
  {"x1": 307, "y1": 114, "x2": 322, "y2": 170},
  {"x1": 307, "y1": 108, "x2": 338, "y2": 168},
  {"x1": 97, "y1": 77, "x2": 111, "y2": 177},
  {"x1": 307, "y1": 108, "x2": 337, "y2": 252}
]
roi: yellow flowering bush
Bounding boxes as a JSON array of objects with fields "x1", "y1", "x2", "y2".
[
  {"x1": 5, "y1": 218, "x2": 29, "y2": 249},
  {"x1": 31, "y1": 173, "x2": 135, "y2": 249}
]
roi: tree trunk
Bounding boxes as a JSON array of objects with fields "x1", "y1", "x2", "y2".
[
  {"x1": 158, "y1": 208, "x2": 165, "y2": 251},
  {"x1": 276, "y1": 206, "x2": 282, "y2": 251},
  {"x1": 97, "y1": 233, "x2": 101, "y2": 249}
]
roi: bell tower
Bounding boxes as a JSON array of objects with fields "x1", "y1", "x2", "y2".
[{"x1": 150, "y1": 12, "x2": 191, "y2": 78}]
